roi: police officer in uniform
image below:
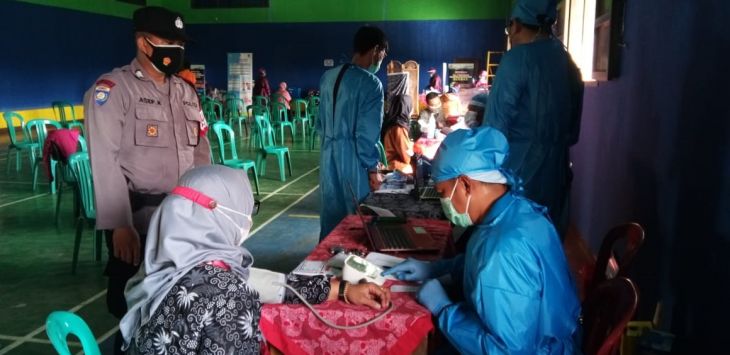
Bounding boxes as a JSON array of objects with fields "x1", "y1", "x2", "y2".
[{"x1": 83, "y1": 7, "x2": 210, "y2": 353}]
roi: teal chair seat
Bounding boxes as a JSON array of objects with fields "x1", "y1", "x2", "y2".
[
  {"x1": 67, "y1": 151, "x2": 103, "y2": 274},
  {"x1": 46, "y1": 311, "x2": 100, "y2": 355},
  {"x1": 271, "y1": 101, "x2": 294, "y2": 145},
  {"x1": 52, "y1": 101, "x2": 85, "y2": 135},
  {"x1": 3, "y1": 112, "x2": 40, "y2": 172},
  {"x1": 254, "y1": 116, "x2": 292, "y2": 182},
  {"x1": 226, "y1": 98, "x2": 248, "y2": 139},
  {"x1": 291, "y1": 99, "x2": 310, "y2": 143},
  {"x1": 26, "y1": 119, "x2": 63, "y2": 193},
  {"x1": 211, "y1": 121, "x2": 260, "y2": 194}
]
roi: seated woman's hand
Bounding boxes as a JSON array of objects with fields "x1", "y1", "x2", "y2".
[{"x1": 347, "y1": 282, "x2": 391, "y2": 310}]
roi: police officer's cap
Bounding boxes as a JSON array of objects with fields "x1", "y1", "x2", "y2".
[{"x1": 133, "y1": 6, "x2": 189, "y2": 42}]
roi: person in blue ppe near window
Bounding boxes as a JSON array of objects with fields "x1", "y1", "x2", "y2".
[
  {"x1": 317, "y1": 26, "x2": 388, "y2": 239},
  {"x1": 383, "y1": 127, "x2": 581, "y2": 354},
  {"x1": 484, "y1": 0, "x2": 584, "y2": 238}
]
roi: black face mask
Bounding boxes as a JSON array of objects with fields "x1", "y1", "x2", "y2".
[{"x1": 145, "y1": 38, "x2": 184, "y2": 76}]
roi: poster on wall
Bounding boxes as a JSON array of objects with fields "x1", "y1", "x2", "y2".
[
  {"x1": 227, "y1": 53, "x2": 254, "y2": 106},
  {"x1": 190, "y1": 64, "x2": 206, "y2": 97},
  {"x1": 447, "y1": 62, "x2": 477, "y2": 90}
]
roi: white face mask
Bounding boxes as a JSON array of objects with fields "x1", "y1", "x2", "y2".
[{"x1": 215, "y1": 204, "x2": 252, "y2": 246}]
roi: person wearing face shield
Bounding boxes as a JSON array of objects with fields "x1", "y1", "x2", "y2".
[
  {"x1": 317, "y1": 25, "x2": 388, "y2": 239},
  {"x1": 484, "y1": 0, "x2": 584, "y2": 239},
  {"x1": 464, "y1": 93, "x2": 489, "y2": 128},
  {"x1": 83, "y1": 7, "x2": 211, "y2": 353},
  {"x1": 120, "y1": 166, "x2": 391, "y2": 354},
  {"x1": 383, "y1": 127, "x2": 581, "y2": 354}
]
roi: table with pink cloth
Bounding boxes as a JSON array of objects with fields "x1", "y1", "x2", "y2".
[{"x1": 260, "y1": 215, "x2": 453, "y2": 355}]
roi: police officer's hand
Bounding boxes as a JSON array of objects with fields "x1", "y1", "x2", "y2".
[
  {"x1": 112, "y1": 226, "x2": 141, "y2": 266},
  {"x1": 368, "y1": 171, "x2": 383, "y2": 191}
]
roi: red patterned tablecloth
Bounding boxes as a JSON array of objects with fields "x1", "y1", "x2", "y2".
[{"x1": 261, "y1": 216, "x2": 452, "y2": 355}]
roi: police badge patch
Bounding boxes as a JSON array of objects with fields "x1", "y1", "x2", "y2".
[{"x1": 94, "y1": 79, "x2": 115, "y2": 106}]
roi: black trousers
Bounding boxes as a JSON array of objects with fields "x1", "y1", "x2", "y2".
[{"x1": 104, "y1": 230, "x2": 147, "y2": 319}]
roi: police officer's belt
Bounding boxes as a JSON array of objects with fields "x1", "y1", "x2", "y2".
[{"x1": 129, "y1": 190, "x2": 167, "y2": 212}]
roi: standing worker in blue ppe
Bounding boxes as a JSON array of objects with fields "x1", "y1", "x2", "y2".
[
  {"x1": 484, "y1": 0, "x2": 584, "y2": 238},
  {"x1": 383, "y1": 127, "x2": 581, "y2": 354},
  {"x1": 317, "y1": 26, "x2": 388, "y2": 239}
]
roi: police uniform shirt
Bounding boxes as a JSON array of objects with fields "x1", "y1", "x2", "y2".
[{"x1": 84, "y1": 58, "x2": 211, "y2": 232}]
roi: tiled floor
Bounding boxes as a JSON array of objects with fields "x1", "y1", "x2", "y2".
[{"x1": 0, "y1": 128, "x2": 323, "y2": 354}]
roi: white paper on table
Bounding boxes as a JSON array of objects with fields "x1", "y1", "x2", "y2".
[
  {"x1": 365, "y1": 252, "x2": 405, "y2": 268},
  {"x1": 359, "y1": 204, "x2": 396, "y2": 217}
]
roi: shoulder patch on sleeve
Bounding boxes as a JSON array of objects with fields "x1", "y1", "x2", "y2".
[{"x1": 94, "y1": 79, "x2": 115, "y2": 105}]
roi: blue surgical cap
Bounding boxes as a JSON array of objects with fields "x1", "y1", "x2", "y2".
[
  {"x1": 432, "y1": 127, "x2": 511, "y2": 184},
  {"x1": 511, "y1": 0, "x2": 558, "y2": 27}
]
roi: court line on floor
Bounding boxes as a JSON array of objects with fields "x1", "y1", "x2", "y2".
[
  {"x1": 249, "y1": 185, "x2": 319, "y2": 237},
  {"x1": 0, "y1": 193, "x2": 48, "y2": 209},
  {"x1": 0, "y1": 334, "x2": 80, "y2": 347},
  {"x1": 258, "y1": 166, "x2": 319, "y2": 203},
  {"x1": 0, "y1": 180, "x2": 34, "y2": 185},
  {"x1": 0, "y1": 290, "x2": 106, "y2": 354},
  {"x1": 288, "y1": 213, "x2": 320, "y2": 219}
]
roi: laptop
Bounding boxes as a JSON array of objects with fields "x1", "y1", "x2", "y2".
[
  {"x1": 348, "y1": 183, "x2": 440, "y2": 252},
  {"x1": 412, "y1": 158, "x2": 440, "y2": 200}
]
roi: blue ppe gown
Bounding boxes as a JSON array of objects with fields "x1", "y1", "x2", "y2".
[
  {"x1": 439, "y1": 192, "x2": 581, "y2": 354},
  {"x1": 483, "y1": 38, "x2": 583, "y2": 236},
  {"x1": 317, "y1": 64, "x2": 384, "y2": 238}
]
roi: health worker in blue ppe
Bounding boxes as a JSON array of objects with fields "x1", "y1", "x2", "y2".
[
  {"x1": 383, "y1": 127, "x2": 581, "y2": 355},
  {"x1": 484, "y1": 0, "x2": 584, "y2": 238},
  {"x1": 317, "y1": 26, "x2": 388, "y2": 239}
]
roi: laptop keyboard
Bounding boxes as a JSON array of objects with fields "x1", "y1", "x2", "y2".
[
  {"x1": 379, "y1": 227, "x2": 415, "y2": 250},
  {"x1": 420, "y1": 187, "x2": 440, "y2": 199}
]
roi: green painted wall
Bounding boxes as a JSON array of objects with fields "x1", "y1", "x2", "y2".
[{"x1": 15, "y1": 0, "x2": 511, "y2": 23}]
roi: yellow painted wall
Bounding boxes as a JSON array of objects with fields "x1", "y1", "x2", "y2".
[{"x1": 0, "y1": 106, "x2": 84, "y2": 129}]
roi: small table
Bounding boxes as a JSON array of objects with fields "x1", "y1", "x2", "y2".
[{"x1": 260, "y1": 216, "x2": 452, "y2": 355}]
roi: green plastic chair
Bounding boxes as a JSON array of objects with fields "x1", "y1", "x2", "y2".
[
  {"x1": 3, "y1": 111, "x2": 39, "y2": 172},
  {"x1": 46, "y1": 311, "x2": 100, "y2": 355},
  {"x1": 254, "y1": 95, "x2": 269, "y2": 108},
  {"x1": 291, "y1": 99, "x2": 310, "y2": 143},
  {"x1": 26, "y1": 119, "x2": 62, "y2": 193},
  {"x1": 254, "y1": 115, "x2": 292, "y2": 182},
  {"x1": 203, "y1": 100, "x2": 224, "y2": 123},
  {"x1": 225, "y1": 98, "x2": 248, "y2": 138},
  {"x1": 67, "y1": 152, "x2": 103, "y2": 274},
  {"x1": 271, "y1": 101, "x2": 295, "y2": 145},
  {"x1": 308, "y1": 95, "x2": 320, "y2": 108},
  {"x1": 55, "y1": 136, "x2": 87, "y2": 227},
  {"x1": 210, "y1": 122, "x2": 260, "y2": 195},
  {"x1": 248, "y1": 104, "x2": 271, "y2": 150},
  {"x1": 376, "y1": 141, "x2": 388, "y2": 168},
  {"x1": 51, "y1": 101, "x2": 85, "y2": 135}
]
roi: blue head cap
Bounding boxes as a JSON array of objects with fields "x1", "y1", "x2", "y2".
[
  {"x1": 510, "y1": 0, "x2": 558, "y2": 27},
  {"x1": 432, "y1": 127, "x2": 517, "y2": 187}
]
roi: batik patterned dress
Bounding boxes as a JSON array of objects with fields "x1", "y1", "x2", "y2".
[{"x1": 130, "y1": 264, "x2": 330, "y2": 355}]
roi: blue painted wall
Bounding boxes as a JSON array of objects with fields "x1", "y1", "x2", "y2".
[
  {"x1": 570, "y1": 0, "x2": 729, "y2": 351},
  {"x1": 187, "y1": 19, "x2": 505, "y2": 96},
  {"x1": 0, "y1": 0, "x2": 505, "y2": 109},
  {"x1": 0, "y1": 1, "x2": 134, "y2": 110}
]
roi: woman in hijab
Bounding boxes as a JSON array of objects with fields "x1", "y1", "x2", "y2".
[
  {"x1": 381, "y1": 94, "x2": 414, "y2": 174},
  {"x1": 121, "y1": 165, "x2": 390, "y2": 354}
]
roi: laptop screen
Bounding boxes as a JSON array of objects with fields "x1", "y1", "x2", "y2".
[{"x1": 347, "y1": 182, "x2": 373, "y2": 239}]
